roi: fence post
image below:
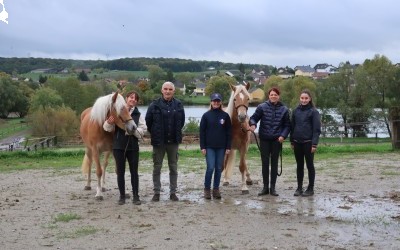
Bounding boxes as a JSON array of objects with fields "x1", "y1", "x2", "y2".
[{"x1": 389, "y1": 107, "x2": 400, "y2": 149}]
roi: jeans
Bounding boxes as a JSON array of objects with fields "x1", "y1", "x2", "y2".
[
  {"x1": 293, "y1": 141, "x2": 315, "y2": 188},
  {"x1": 204, "y1": 148, "x2": 225, "y2": 189},
  {"x1": 260, "y1": 139, "x2": 281, "y2": 188},
  {"x1": 152, "y1": 143, "x2": 179, "y2": 194}
]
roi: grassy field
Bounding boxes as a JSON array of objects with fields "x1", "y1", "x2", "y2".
[
  {"x1": 0, "y1": 143, "x2": 396, "y2": 173},
  {"x1": 0, "y1": 118, "x2": 29, "y2": 140}
]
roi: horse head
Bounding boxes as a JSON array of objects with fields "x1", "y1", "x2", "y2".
[
  {"x1": 109, "y1": 92, "x2": 137, "y2": 135},
  {"x1": 230, "y1": 81, "x2": 251, "y2": 123}
]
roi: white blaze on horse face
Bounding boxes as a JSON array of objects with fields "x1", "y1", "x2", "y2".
[{"x1": 237, "y1": 92, "x2": 248, "y2": 122}]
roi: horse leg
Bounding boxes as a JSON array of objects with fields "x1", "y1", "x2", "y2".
[
  {"x1": 101, "y1": 151, "x2": 111, "y2": 192},
  {"x1": 92, "y1": 151, "x2": 104, "y2": 200},
  {"x1": 222, "y1": 151, "x2": 235, "y2": 186},
  {"x1": 82, "y1": 151, "x2": 92, "y2": 190},
  {"x1": 239, "y1": 151, "x2": 249, "y2": 194}
]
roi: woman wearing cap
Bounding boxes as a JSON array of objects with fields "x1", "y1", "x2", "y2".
[
  {"x1": 199, "y1": 93, "x2": 232, "y2": 199},
  {"x1": 249, "y1": 87, "x2": 290, "y2": 196}
]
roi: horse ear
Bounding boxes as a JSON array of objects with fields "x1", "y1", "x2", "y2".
[
  {"x1": 244, "y1": 81, "x2": 250, "y2": 90},
  {"x1": 230, "y1": 83, "x2": 236, "y2": 92},
  {"x1": 112, "y1": 92, "x2": 119, "y2": 103}
]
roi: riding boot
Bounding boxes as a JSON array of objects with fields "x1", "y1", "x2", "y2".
[
  {"x1": 204, "y1": 188, "x2": 211, "y2": 199},
  {"x1": 258, "y1": 187, "x2": 269, "y2": 196},
  {"x1": 294, "y1": 186, "x2": 303, "y2": 196},
  {"x1": 212, "y1": 188, "x2": 221, "y2": 199},
  {"x1": 302, "y1": 186, "x2": 314, "y2": 197},
  {"x1": 270, "y1": 185, "x2": 279, "y2": 196}
]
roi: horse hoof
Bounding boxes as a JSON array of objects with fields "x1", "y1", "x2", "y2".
[
  {"x1": 241, "y1": 190, "x2": 250, "y2": 195},
  {"x1": 84, "y1": 186, "x2": 91, "y2": 190},
  {"x1": 101, "y1": 187, "x2": 106, "y2": 192},
  {"x1": 246, "y1": 180, "x2": 253, "y2": 185},
  {"x1": 223, "y1": 182, "x2": 229, "y2": 186},
  {"x1": 95, "y1": 196, "x2": 104, "y2": 201}
]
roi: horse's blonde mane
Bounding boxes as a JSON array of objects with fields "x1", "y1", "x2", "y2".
[
  {"x1": 90, "y1": 93, "x2": 127, "y2": 126},
  {"x1": 226, "y1": 84, "x2": 250, "y2": 118}
]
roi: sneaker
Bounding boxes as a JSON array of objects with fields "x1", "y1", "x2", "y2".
[
  {"x1": 151, "y1": 194, "x2": 160, "y2": 202},
  {"x1": 133, "y1": 196, "x2": 141, "y2": 205},
  {"x1": 302, "y1": 187, "x2": 314, "y2": 197},
  {"x1": 212, "y1": 189, "x2": 221, "y2": 199},
  {"x1": 118, "y1": 195, "x2": 126, "y2": 205},
  {"x1": 294, "y1": 188, "x2": 303, "y2": 196},
  {"x1": 204, "y1": 188, "x2": 211, "y2": 199},
  {"x1": 170, "y1": 193, "x2": 179, "y2": 201}
]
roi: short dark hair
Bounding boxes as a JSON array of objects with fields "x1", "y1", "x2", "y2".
[{"x1": 125, "y1": 91, "x2": 139, "y2": 102}]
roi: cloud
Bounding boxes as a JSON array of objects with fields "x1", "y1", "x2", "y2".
[{"x1": 1, "y1": 0, "x2": 400, "y2": 67}]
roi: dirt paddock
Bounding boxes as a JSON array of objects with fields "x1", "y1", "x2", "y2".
[{"x1": 0, "y1": 152, "x2": 399, "y2": 250}]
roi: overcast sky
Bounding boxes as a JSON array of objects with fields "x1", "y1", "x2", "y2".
[{"x1": 1, "y1": 0, "x2": 400, "y2": 68}]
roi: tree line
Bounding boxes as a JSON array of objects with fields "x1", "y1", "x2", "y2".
[{"x1": 0, "y1": 54, "x2": 399, "y2": 140}]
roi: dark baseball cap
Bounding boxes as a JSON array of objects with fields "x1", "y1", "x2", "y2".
[{"x1": 210, "y1": 93, "x2": 222, "y2": 101}]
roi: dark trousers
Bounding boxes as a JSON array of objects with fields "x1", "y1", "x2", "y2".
[
  {"x1": 293, "y1": 141, "x2": 315, "y2": 188},
  {"x1": 260, "y1": 139, "x2": 281, "y2": 188},
  {"x1": 113, "y1": 149, "x2": 139, "y2": 197}
]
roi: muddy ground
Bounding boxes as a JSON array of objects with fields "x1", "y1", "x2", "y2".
[{"x1": 0, "y1": 151, "x2": 399, "y2": 250}]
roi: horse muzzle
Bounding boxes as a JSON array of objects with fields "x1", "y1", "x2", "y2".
[{"x1": 124, "y1": 119, "x2": 137, "y2": 135}]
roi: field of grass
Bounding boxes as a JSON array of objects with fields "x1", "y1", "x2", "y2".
[{"x1": 0, "y1": 118, "x2": 29, "y2": 140}]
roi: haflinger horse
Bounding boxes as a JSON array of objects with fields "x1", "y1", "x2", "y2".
[
  {"x1": 80, "y1": 92, "x2": 137, "y2": 200},
  {"x1": 223, "y1": 82, "x2": 253, "y2": 194}
]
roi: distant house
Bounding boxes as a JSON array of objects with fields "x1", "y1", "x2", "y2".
[
  {"x1": 294, "y1": 65, "x2": 315, "y2": 77},
  {"x1": 314, "y1": 63, "x2": 338, "y2": 73},
  {"x1": 249, "y1": 87, "x2": 265, "y2": 104},
  {"x1": 312, "y1": 72, "x2": 330, "y2": 80},
  {"x1": 225, "y1": 70, "x2": 243, "y2": 78},
  {"x1": 277, "y1": 68, "x2": 294, "y2": 79},
  {"x1": 74, "y1": 68, "x2": 91, "y2": 73},
  {"x1": 174, "y1": 80, "x2": 186, "y2": 95},
  {"x1": 192, "y1": 82, "x2": 206, "y2": 96},
  {"x1": 30, "y1": 68, "x2": 55, "y2": 73}
]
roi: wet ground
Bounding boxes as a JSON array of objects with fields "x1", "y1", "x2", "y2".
[{"x1": 0, "y1": 153, "x2": 399, "y2": 249}]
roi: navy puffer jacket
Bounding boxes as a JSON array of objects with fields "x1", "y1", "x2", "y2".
[
  {"x1": 145, "y1": 97, "x2": 185, "y2": 146},
  {"x1": 290, "y1": 103, "x2": 321, "y2": 146},
  {"x1": 249, "y1": 101, "x2": 290, "y2": 141}
]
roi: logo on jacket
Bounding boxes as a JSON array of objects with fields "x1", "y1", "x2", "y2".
[{"x1": 220, "y1": 119, "x2": 225, "y2": 125}]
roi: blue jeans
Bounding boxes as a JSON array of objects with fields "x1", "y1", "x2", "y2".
[{"x1": 204, "y1": 148, "x2": 225, "y2": 189}]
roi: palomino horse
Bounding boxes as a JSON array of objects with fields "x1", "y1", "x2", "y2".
[
  {"x1": 80, "y1": 92, "x2": 137, "y2": 200},
  {"x1": 223, "y1": 82, "x2": 253, "y2": 194}
]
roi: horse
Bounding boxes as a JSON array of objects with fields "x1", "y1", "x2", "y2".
[
  {"x1": 222, "y1": 82, "x2": 253, "y2": 194},
  {"x1": 79, "y1": 92, "x2": 137, "y2": 200}
]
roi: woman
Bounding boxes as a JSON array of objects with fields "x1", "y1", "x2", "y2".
[
  {"x1": 290, "y1": 89, "x2": 321, "y2": 197},
  {"x1": 249, "y1": 87, "x2": 290, "y2": 196},
  {"x1": 103, "y1": 91, "x2": 147, "y2": 205},
  {"x1": 200, "y1": 93, "x2": 232, "y2": 199}
]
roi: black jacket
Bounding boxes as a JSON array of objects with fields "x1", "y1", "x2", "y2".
[
  {"x1": 145, "y1": 97, "x2": 185, "y2": 146},
  {"x1": 290, "y1": 103, "x2": 321, "y2": 146},
  {"x1": 200, "y1": 108, "x2": 232, "y2": 150},
  {"x1": 249, "y1": 100, "x2": 290, "y2": 141},
  {"x1": 112, "y1": 107, "x2": 140, "y2": 151}
]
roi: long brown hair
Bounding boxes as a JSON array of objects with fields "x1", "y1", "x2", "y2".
[{"x1": 300, "y1": 89, "x2": 315, "y2": 107}]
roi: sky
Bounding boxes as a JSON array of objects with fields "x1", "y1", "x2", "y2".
[{"x1": 1, "y1": 0, "x2": 400, "y2": 68}]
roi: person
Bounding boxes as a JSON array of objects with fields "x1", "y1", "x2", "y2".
[
  {"x1": 103, "y1": 91, "x2": 147, "y2": 205},
  {"x1": 200, "y1": 93, "x2": 232, "y2": 199},
  {"x1": 290, "y1": 89, "x2": 321, "y2": 197},
  {"x1": 249, "y1": 87, "x2": 290, "y2": 196},
  {"x1": 145, "y1": 81, "x2": 185, "y2": 202}
]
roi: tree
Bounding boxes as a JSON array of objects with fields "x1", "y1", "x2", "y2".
[
  {"x1": 238, "y1": 63, "x2": 245, "y2": 74},
  {"x1": 280, "y1": 76, "x2": 317, "y2": 108},
  {"x1": 147, "y1": 65, "x2": 165, "y2": 89},
  {"x1": 39, "y1": 74, "x2": 48, "y2": 84},
  {"x1": 10, "y1": 82, "x2": 34, "y2": 118},
  {"x1": 362, "y1": 54, "x2": 396, "y2": 137},
  {"x1": 29, "y1": 87, "x2": 63, "y2": 112},
  {"x1": 205, "y1": 76, "x2": 237, "y2": 103},
  {"x1": 0, "y1": 76, "x2": 18, "y2": 118},
  {"x1": 78, "y1": 70, "x2": 90, "y2": 81}
]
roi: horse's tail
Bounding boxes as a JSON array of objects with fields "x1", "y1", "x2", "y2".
[
  {"x1": 82, "y1": 153, "x2": 91, "y2": 175},
  {"x1": 224, "y1": 149, "x2": 236, "y2": 181}
]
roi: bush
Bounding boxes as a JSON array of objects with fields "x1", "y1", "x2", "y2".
[{"x1": 183, "y1": 117, "x2": 200, "y2": 133}]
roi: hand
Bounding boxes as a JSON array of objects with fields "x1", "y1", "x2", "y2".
[
  {"x1": 278, "y1": 136, "x2": 284, "y2": 143},
  {"x1": 311, "y1": 147, "x2": 317, "y2": 153},
  {"x1": 201, "y1": 149, "x2": 206, "y2": 156},
  {"x1": 225, "y1": 149, "x2": 231, "y2": 155},
  {"x1": 106, "y1": 116, "x2": 115, "y2": 124},
  {"x1": 249, "y1": 125, "x2": 256, "y2": 132}
]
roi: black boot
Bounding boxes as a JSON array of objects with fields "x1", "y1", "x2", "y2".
[
  {"x1": 270, "y1": 185, "x2": 279, "y2": 196},
  {"x1": 302, "y1": 186, "x2": 314, "y2": 197},
  {"x1": 258, "y1": 187, "x2": 269, "y2": 196},
  {"x1": 133, "y1": 195, "x2": 141, "y2": 205},
  {"x1": 294, "y1": 187, "x2": 303, "y2": 196}
]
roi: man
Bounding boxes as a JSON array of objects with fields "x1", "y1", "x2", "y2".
[{"x1": 145, "y1": 81, "x2": 185, "y2": 201}]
